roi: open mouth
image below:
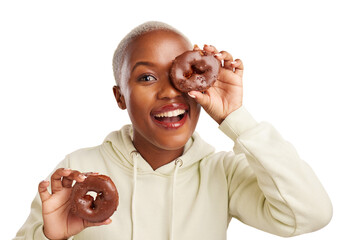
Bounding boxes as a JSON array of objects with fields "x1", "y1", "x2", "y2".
[
  {"x1": 154, "y1": 109, "x2": 186, "y2": 122},
  {"x1": 151, "y1": 104, "x2": 188, "y2": 129}
]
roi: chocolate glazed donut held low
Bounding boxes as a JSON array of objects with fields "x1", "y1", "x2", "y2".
[
  {"x1": 170, "y1": 50, "x2": 220, "y2": 92},
  {"x1": 70, "y1": 174, "x2": 119, "y2": 223}
]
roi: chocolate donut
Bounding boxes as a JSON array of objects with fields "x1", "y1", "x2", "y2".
[
  {"x1": 70, "y1": 174, "x2": 119, "y2": 223},
  {"x1": 170, "y1": 50, "x2": 220, "y2": 92}
]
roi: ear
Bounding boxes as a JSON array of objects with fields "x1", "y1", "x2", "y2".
[{"x1": 113, "y1": 86, "x2": 126, "y2": 110}]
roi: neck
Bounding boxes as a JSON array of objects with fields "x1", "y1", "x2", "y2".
[{"x1": 133, "y1": 137, "x2": 184, "y2": 171}]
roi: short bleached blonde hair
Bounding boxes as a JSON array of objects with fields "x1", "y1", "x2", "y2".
[{"x1": 112, "y1": 21, "x2": 191, "y2": 85}]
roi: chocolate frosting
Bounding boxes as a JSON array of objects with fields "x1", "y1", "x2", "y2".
[
  {"x1": 70, "y1": 174, "x2": 119, "y2": 223},
  {"x1": 170, "y1": 50, "x2": 220, "y2": 92}
]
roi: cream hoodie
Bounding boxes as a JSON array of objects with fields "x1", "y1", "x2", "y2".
[{"x1": 14, "y1": 107, "x2": 332, "y2": 240}]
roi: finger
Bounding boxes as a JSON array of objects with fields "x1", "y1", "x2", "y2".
[
  {"x1": 232, "y1": 59, "x2": 244, "y2": 78},
  {"x1": 203, "y1": 44, "x2": 219, "y2": 54},
  {"x1": 62, "y1": 170, "x2": 86, "y2": 188},
  {"x1": 217, "y1": 51, "x2": 234, "y2": 69},
  {"x1": 62, "y1": 176, "x2": 73, "y2": 188},
  {"x1": 188, "y1": 90, "x2": 211, "y2": 108},
  {"x1": 38, "y1": 180, "x2": 51, "y2": 202},
  {"x1": 84, "y1": 218, "x2": 112, "y2": 228},
  {"x1": 68, "y1": 170, "x2": 86, "y2": 182},
  {"x1": 50, "y1": 168, "x2": 72, "y2": 194},
  {"x1": 82, "y1": 172, "x2": 99, "y2": 177}
]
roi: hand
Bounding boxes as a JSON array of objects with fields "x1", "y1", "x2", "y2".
[
  {"x1": 188, "y1": 45, "x2": 243, "y2": 124},
  {"x1": 38, "y1": 168, "x2": 111, "y2": 240}
]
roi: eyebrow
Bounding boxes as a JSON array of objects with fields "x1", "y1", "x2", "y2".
[{"x1": 131, "y1": 61, "x2": 156, "y2": 73}]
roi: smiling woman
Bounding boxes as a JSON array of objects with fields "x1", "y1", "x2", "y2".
[
  {"x1": 10, "y1": 15, "x2": 334, "y2": 240},
  {"x1": 112, "y1": 29, "x2": 202, "y2": 169},
  {"x1": 0, "y1": 0, "x2": 337, "y2": 237}
]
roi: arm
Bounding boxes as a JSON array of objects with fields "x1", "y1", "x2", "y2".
[
  {"x1": 220, "y1": 106, "x2": 332, "y2": 236},
  {"x1": 190, "y1": 45, "x2": 332, "y2": 236}
]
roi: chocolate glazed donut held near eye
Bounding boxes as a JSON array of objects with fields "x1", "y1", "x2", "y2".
[
  {"x1": 170, "y1": 50, "x2": 220, "y2": 92},
  {"x1": 70, "y1": 174, "x2": 119, "y2": 223}
]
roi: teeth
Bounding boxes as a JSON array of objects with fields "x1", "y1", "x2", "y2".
[{"x1": 155, "y1": 109, "x2": 185, "y2": 118}]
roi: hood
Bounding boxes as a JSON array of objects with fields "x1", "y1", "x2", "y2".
[
  {"x1": 103, "y1": 124, "x2": 215, "y2": 175},
  {"x1": 102, "y1": 124, "x2": 215, "y2": 240}
]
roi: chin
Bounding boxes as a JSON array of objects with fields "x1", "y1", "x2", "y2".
[{"x1": 154, "y1": 129, "x2": 192, "y2": 151}]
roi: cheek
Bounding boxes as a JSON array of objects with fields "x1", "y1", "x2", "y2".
[
  {"x1": 125, "y1": 88, "x2": 155, "y2": 121},
  {"x1": 189, "y1": 100, "x2": 201, "y2": 122}
]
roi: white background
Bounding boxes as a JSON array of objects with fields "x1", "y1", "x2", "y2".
[{"x1": 1, "y1": 0, "x2": 336, "y2": 239}]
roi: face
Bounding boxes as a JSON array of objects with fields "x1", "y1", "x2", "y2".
[{"x1": 115, "y1": 30, "x2": 201, "y2": 153}]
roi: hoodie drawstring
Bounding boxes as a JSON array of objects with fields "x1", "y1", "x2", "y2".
[
  {"x1": 170, "y1": 158, "x2": 183, "y2": 240},
  {"x1": 130, "y1": 151, "x2": 183, "y2": 240},
  {"x1": 130, "y1": 151, "x2": 138, "y2": 240}
]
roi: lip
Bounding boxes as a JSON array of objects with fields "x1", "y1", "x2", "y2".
[
  {"x1": 151, "y1": 103, "x2": 189, "y2": 129},
  {"x1": 151, "y1": 103, "x2": 189, "y2": 115}
]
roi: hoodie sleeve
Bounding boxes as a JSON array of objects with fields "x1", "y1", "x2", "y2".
[
  {"x1": 219, "y1": 106, "x2": 332, "y2": 237},
  {"x1": 14, "y1": 158, "x2": 71, "y2": 240}
]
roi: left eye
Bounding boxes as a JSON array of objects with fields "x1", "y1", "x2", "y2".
[{"x1": 139, "y1": 75, "x2": 156, "y2": 82}]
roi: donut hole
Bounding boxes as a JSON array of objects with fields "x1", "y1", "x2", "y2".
[
  {"x1": 183, "y1": 65, "x2": 205, "y2": 79},
  {"x1": 191, "y1": 64, "x2": 206, "y2": 75},
  {"x1": 87, "y1": 191, "x2": 98, "y2": 200},
  {"x1": 84, "y1": 191, "x2": 105, "y2": 209}
]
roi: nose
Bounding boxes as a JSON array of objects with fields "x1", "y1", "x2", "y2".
[{"x1": 157, "y1": 74, "x2": 182, "y2": 100}]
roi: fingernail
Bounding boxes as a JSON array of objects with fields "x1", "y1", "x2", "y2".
[
  {"x1": 214, "y1": 53, "x2": 222, "y2": 56},
  {"x1": 41, "y1": 180, "x2": 49, "y2": 184},
  {"x1": 79, "y1": 174, "x2": 87, "y2": 179},
  {"x1": 188, "y1": 92, "x2": 196, "y2": 98},
  {"x1": 84, "y1": 171, "x2": 99, "y2": 175},
  {"x1": 231, "y1": 61, "x2": 236, "y2": 64},
  {"x1": 63, "y1": 168, "x2": 71, "y2": 171}
]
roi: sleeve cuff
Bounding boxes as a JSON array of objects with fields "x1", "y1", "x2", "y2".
[
  {"x1": 33, "y1": 225, "x2": 50, "y2": 240},
  {"x1": 219, "y1": 106, "x2": 258, "y2": 141},
  {"x1": 34, "y1": 225, "x2": 74, "y2": 240}
]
